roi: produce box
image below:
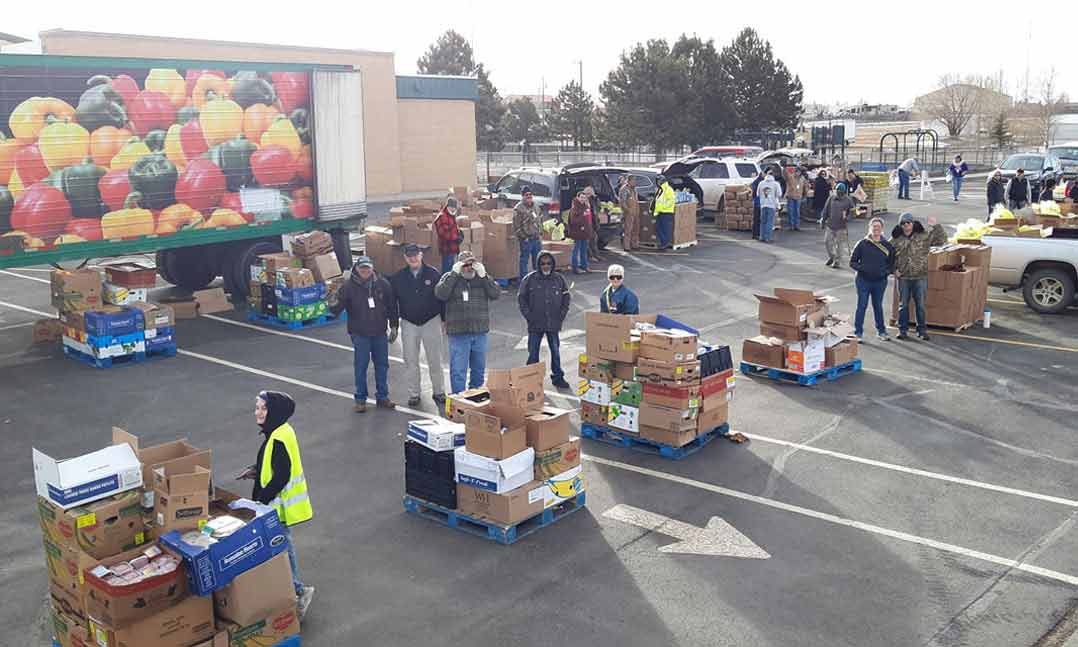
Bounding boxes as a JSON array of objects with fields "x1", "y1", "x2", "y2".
[
  {"x1": 274, "y1": 283, "x2": 326, "y2": 307},
  {"x1": 277, "y1": 300, "x2": 328, "y2": 322},
  {"x1": 104, "y1": 262, "x2": 157, "y2": 288}
]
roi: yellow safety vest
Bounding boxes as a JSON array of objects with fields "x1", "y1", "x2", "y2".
[
  {"x1": 259, "y1": 423, "x2": 313, "y2": 526},
  {"x1": 654, "y1": 182, "x2": 676, "y2": 216}
]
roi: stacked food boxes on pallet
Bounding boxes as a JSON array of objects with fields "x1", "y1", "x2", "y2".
[
  {"x1": 36, "y1": 428, "x2": 302, "y2": 647},
  {"x1": 579, "y1": 312, "x2": 735, "y2": 451},
  {"x1": 52, "y1": 267, "x2": 178, "y2": 368},
  {"x1": 248, "y1": 231, "x2": 345, "y2": 327},
  {"x1": 405, "y1": 362, "x2": 584, "y2": 541},
  {"x1": 723, "y1": 185, "x2": 755, "y2": 231},
  {"x1": 889, "y1": 243, "x2": 991, "y2": 331},
  {"x1": 744, "y1": 288, "x2": 859, "y2": 376},
  {"x1": 860, "y1": 172, "x2": 890, "y2": 214}
]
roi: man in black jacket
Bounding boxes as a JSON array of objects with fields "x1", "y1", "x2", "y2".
[
  {"x1": 986, "y1": 170, "x2": 1006, "y2": 219},
  {"x1": 517, "y1": 251, "x2": 571, "y2": 388},
  {"x1": 389, "y1": 244, "x2": 446, "y2": 407},
  {"x1": 1007, "y1": 168, "x2": 1031, "y2": 210},
  {"x1": 329, "y1": 256, "x2": 398, "y2": 413}
]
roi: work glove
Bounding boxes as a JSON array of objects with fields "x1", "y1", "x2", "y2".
[
  {"x1": 452, "y1": 261, "x2": 464, "y2": 275},
  {"x1": 473, "y1": 262, "x2": 486, "y2": 278},
  {"x1": 388, "y1": 326, "x2": 399, "y2": 343}
]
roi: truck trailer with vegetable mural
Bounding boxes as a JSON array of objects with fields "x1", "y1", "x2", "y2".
[{"x1": 0, "y1": 53, "x2": 366, "y2": 297}]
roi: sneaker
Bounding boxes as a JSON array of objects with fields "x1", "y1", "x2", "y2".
[
  {"x1": 896, "y1": 333, "x2": 910, "y2": 341},
  {"x1": 432, "y1": 393, "x2": 447, "y2": 405},
  {"x1": 918, "y1": 332, "x2": 930, "y2": 341},
  {"x1": 825, "y1": 259, "x2": 834, "y2": 267},
  {"x1": 407, "y1": 396, "x2": 421, "y2": 407},
  {"x1": 353, "y1": 402, "x2": 367, "y2": 413},
  {"x1": 297, "y1": 586, "x2": 315, "y2": 622},
  {"x1": 855, "y1": 334, "x2": 863, "y2": 341},
  {"x1": 878, "y1": 333, "x2": 891, "y2": 341},
  {"x1": 376, "y1": 399, "x2": 396, "y2": 410},
  {"x1": 552, "y1": 377, "x2": 571, "y2": 389}
]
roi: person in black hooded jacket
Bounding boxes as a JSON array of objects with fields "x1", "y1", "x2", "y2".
[{"x1": 518, "y1": 251, "x2": 571, "y2": 388}]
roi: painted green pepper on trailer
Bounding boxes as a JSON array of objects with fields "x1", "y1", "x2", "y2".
[{"x1": 0, "y1": 53, "x2": 366, "y2": 298}]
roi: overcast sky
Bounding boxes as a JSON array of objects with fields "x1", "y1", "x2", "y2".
[{"x1": 5, "y1": 1, "x2": 1075, "y2": 107}]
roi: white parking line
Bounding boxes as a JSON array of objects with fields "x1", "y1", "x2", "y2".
[
  {"x1": 583, "y1": 454, "x2": 1078, "y2": 588},
  {"x1": 0, "y1": 269, "x2": 49, "y2": 284}
]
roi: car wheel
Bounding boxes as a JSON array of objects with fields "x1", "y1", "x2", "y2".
[{"x1": 1023, "y1": 268, "x2": 1075, "y2": 314}]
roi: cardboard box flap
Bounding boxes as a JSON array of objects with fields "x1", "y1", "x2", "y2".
[
  {"x1": 154, "y1": 464, "x2": 211, "y2": 494},
  {"x1": 772, "y1": 288, "x2": 818, "y2": 305}
]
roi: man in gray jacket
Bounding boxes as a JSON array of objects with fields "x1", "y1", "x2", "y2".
[
  {"x1": 821, "y1": 182, "x2": 855, "y2": 268},
  {"x1": 435, "y1": 250, "x2": 501, "y2": 394}
]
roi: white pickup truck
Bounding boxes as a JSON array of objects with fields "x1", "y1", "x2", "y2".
[{"x1": 983, "y1": 234, "x2": 1078, "y2": 313}]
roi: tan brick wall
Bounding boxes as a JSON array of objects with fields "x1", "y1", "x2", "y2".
[{"x1": 396, "y1": 99, "x2": 477, "y2": 193}]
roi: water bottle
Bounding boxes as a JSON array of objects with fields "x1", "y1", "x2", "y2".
[{"x1": 983, "y1": 308, "x2": 991, "y2": 329}]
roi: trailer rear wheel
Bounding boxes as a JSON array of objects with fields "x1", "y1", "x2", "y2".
[
  {"x1": 227, "y1": 239, "x2": 282, "y2": 300},
  {"x1": 170, "y1": 248, "x2": 217, "y2": 291},
  {"x1": 156, "y1": 251, "x2": 176, "y2": 285}
]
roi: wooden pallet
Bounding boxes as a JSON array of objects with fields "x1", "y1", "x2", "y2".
[
  {"x1": 638, "y1": 240, "x2": 698, "y2": 251},
  {"x1": 403, "y1": 492, "x2": 586, "y2": 545},
  {"x1": 887, "y1": 319, "x2": 974, "y2": 333},
  {"x1": 739, "y1": 360, "x2": 862, "y2": 386},
  {"x1": 581, "y1": 422, "x2": 729, "y2": 460}
]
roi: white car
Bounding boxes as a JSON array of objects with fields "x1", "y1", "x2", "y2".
[{"x1": 663, "y1": 157, "x2": 763, "y2": 212}]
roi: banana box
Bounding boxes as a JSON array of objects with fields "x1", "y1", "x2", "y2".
[
  {"x1": 607, "y1": 402, "x2": 640, "y2": 433},
  {"x1": 103, "y1": 282, "x2": 149, "y2": 306},
  {"x1": 540, "y1": 465, "x2": 583, "y2": 508},
  {"x1": 577, "y1": 379, "x2": 611, "y2": 406}
]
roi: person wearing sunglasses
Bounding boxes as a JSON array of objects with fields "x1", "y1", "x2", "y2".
[
  {"x1": 599, "y1": 264, "x2": 639, "y2": 315},
  {"x1": 517, "y1": 251, "x2": 572, "y2": 389}
]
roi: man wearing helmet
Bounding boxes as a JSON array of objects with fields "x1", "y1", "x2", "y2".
[{"x1": 821, "y1": 182, "x2": 855, "y2": 268}]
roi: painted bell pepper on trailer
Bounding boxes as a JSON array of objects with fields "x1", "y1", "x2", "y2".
[
  {"x1": 10, "y1": 182, "x2": 72, "y2": 240},
  {"x1": 180, "y1": 120, "x2": 210, "y2": 160},
  {"x1": 0, "y1": 186, "x2": 12, "y2": 231},
  {"x1": 288, "y1": 108, "x2": 310, "y2": 145},
  {"x1": 193, "y1": 73, "x2": 232, "y2": 111},
  {"x1": 98, "y1": 168, "x2": 132, "y2": 212},
  {"x1": 250, "y1": 145, "x2": 297, "y2": 187},
  {"x1": 15, "y1": 144, "x2": 50, "y2": 186},
  {"x1": 38, "y1": 120, "x2": 90, "y2": 172},
  {"x1": 230, "y1": 71, "x2": 277, "y2": 109},
  {"x1": 185, "y1": 69, "x2": 226, "y2": 96},
  {"x1": 8, "y1": 97, "x2": 75, "y2": 143},
  {"x1": 127, "y1": 153, "x2": 178, "y2": 210},
  {"x1": 175, "y1": 158, "x2": 226, "y2": 211},
  {"x1": 176, "y1": 105, "x2": 200, "y2": 125},
  {"x1": 271, "y1": 72, "x2": 310, "y2": 113},
  {"x1": 202, "y1": 207, "x2": 248, "y2": 228},
  {"x1": 219, "y1": 192, "x2": 254, "y2": 223},
  {"x1": 143, "y1": 129, "x2": 168, "y2": 153},
  {"x1": 261, "y1": 116, "x2": 301, "y2": 158},
  {"x1": 101, "y1": 192, "x2": 155, "y2": 239},
  {"x1": 199, "y1": 98, "x2": 244, "y2": 147},
  {"x1": 145, "y1": 69, "x2": 187, "y2": 108},
  {"x1": 156, "y1": 202, "x2": 203, "y2": 234},
  {"x1": 0, "y1": 134, "x2": 17, "y2": 185},
  {"x1": 109, "y1": 75, "x2": 141, "y2": 107},
  {"x1": 128, "y1": 91, "x2": 177, "y2": 136},
  {"x1": 45, "y1": 158, "x2": 107, "y2": 218},
  {"x1": 243, "y1": 103, "x2": 280, "y2": 142},
  {"x1": 90, "y1": 126, "x2": 133, "y2": 167},
  {"x1": 295, "y1": 145, "x2": 314, "y2": 184},
  {"x1": 65, "y1": 218, "x2": 103, "y2": 241},
  {"x1": 75, "y1": 76, "x2": 128, "y2": 132},
  {"x1": 110, "y1": 138, "x2": 152, "y2": 171},
  {"x1": 204, "y1": 136, "x2": 256, "y2": 192}
]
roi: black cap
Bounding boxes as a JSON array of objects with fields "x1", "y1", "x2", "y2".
[
  {"x1": 403, "y1": 243, "x2": 422, "y2": 256},
  {"x1": 521, "y1": 185, "x2": 533, "y2": 196}
]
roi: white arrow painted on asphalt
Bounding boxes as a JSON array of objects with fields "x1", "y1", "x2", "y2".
[{"x1": 603, "y1": 504, "x2": 770, "y2": 559}]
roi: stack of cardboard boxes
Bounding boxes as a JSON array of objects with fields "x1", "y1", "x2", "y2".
[
  {"x1": 579, "y1": 313, "x2": 736, "y2": 449},
  {"x1": 35, "y1": 428, "x2": 302, "y2": 647},
  {"x1": 249, "y1": 231, "x2": 346, "y2": 323},
  {"x1": 424, "y1": 362, "x2": 582, "y2": 526},
  {"x1": 889, "y1": 244, "x2": 991, "y2": 330},
  {"x1": 365, "y1": 195, "x2": 487, "y2": 278},
  {"x1": 724, "y1": 185, "x2": 755, "y2": 231},
  {"x1": 860, "y1": 172, "x2": 890, "y2": 215},
  {"x1": 743, "y1": 288, "x2": 859, "y2": 374}
]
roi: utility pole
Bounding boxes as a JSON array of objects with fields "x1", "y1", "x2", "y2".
[{"x1": 579, "y1": 60, "x2": 583, "y2": 90}]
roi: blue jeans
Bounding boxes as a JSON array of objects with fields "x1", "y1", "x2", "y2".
[
  {"x1": 352, "y1": 334, "x2": 389, "y2": 401},
  {"x1": 657, "y1": 213, "x2": 674, "y2": 247},
  {"x1": 519, "y1": 238, "x2": 541, "y2": 280},
  {"x1": 759, "y1": 207, "x2": 775, "y2": 242},
  {"x1": 854, "y1": 275, "x2": 888, "y2": 337},
  {"x1": 283, "y1": 525, "x2": 303, "y2": 595},
  {"x1": 752, "y1": 197, "x2": 761, "y2": 238},
  {"x1": 448, "y1": 333, "x2": 487, "y2": 394},
  {"x1": 786, "y1": 199, "x2": 800, "y2": 229},
  {"x1": 898, "y1": 169, "x2": 911, "y2": 199},
  {"x1": 897, "y1": 278, "x2": 927, "y2": 335},
  {"x1": 441, "y1": 253, "x2": 456, "y2": 275},
  {"x1": 951, "y1": 175, "x2": 963, "y2": 200},
  {"x1": 527, "y1": 331, "x2": 563, "y2": 381},
  {"x1": 571, "y1": 239, "x2": 589, "y2": 271}
]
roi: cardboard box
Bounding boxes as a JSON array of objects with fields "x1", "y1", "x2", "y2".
[
  {"x1": 38, "y1": 491, "x2": 145, "y2": 559},
  {"x1": 759, "y1": 321, "x2": 806, "y2": 342},
  {"x1": 154, "y1": 486, "x2": 210, "y2": 534},
  {"x1": 289, "y1": 230, "x2": 333, "y2": 257},
  {"x1": 51, "y1": 268, "x2": 103, "y2": 312},
  {"x1": 611, "y1": 379, "x2": 643, "y2": 407},
  {"x1": 807, "y1": 318, "x2": 856, "y2": 348},
  {"x1": 453, "y1": 446, "x2": 535, "y2": 494},
  {"x1": 534, "y1": 438, "x2": 581, "y2": 480},
  {"x1": 697, "y1": 401, "x2": 729, "y2": 433},
  {"x1": 577, "y1": 379, "x2": 612, "y2": 405},
  {"x1": 524, "y1": 406, "x2": 572, "y2": 451},
  {"x1": 274, "y1": 268, "x2": 315, "y2": 289},
  {"x1": 742, "y1": 336, "x2": 785, "y2": 368},
  {"x1": 642, "y1": 382, "x2": 701, "y2": 409},
  {"x1": 578, "y1": 355, "x2": 614, "y2": 383},
  {"x1": 580, "y1": 402, "x2": 608, "y2": 426},
  {"x1": 785, "y1": 339, "x2": 826, "y2": 374},
  {"x1": 34, "y1": 442, "x2": 143, "y2": 510},
  {"x1": 213, "y1": 552, "x2": 295, "y2": 626},
  {"x1": 699, "y1": 370, "x2": 735, "y2": 409},
  {"x1": 407, "y1": 419, "x2": 466, "y2": 452},
  {"x1": 640, "y1": 425, "x2": 697, "y2": 448},
  {"x1": 102, "y1": 283, "x2": 149, "y2": 307},
  {"x1": 274, "y1": 283, "x2": 325, "y2": 307},
  {"x1": 193, "y1": 288, "x2": 232, "y2": 314},
  {"x1": 456, "y1": 482, "x2": 545, "y2": 525},
  {"x1": 538, "y1": 464, "x2": 584, "y2": 508},
  {"x1": 755, "y1": 288, "x2": 827, "y2": 328},
  {"x1": 606, "y1": 403, "x2": 640, "y2": 433},
  {"x1": 88, "y1": 593, "x2": 214, "y2": 647},
  {"x1": 614, "y1": 361, "x2": 638, "y2": 382},
  {"x1": 114, "y1": 429, "x2": 210, "y2": 509},
  {"x1": 160, "y1": 298, "x2": 198, "y2": 320},
  {"x1": 160, "y1": 491, "x2": 290, "y2": 596},
  {"x1": 62, "y1": 335, "x2": 144, "y2": 360},
  {"x1": 585, "y1": 312, "x2": 655, "y2": 362},
  {"x1": 191, "y1": 631, "x2": 230, "y2": 647},
  {"x1": 44, "y1": 537, "x2": 95, "y2": 618},
  {"x1": 464, "y1": 409, "x2": 527, "y2": 460},
  {"x1": 33, "y1": 318, "x2": 65, "y2": 344},
  {"x1": 825, "y1": 338, "x2": 860, "y2": 367},
  {"x1": 639, "y1": 329, "x2": 698, "y2": 363},
  {"x1": 259, "y1": 253, "x2": 301, "y2": 273},
  {"x1": 52, "y1": 608, "x2": 90, "y2": 647},
  {"x1": 445, "y1": 387, "x2": 491, "y2": 422},
  {"x1": 487, "y1": 363, "x2": 545, "y2": 412},
  {"x1": 635, "y1": 358, "x2": 701, "y2": 384},
  {"x1": 104, "y1": 263, "x2": 156, "y2": 288},
  {"x1": 128, "y1": 302, "x2": 175, "y2": 330},
  {"x1": 302, "y1": 253, "x2": 342, "y2": 282},
  {"x1": 63, "y1": 307, "x2": 144, "y2": 338},
  {"x1": 83, "y1": 543, "x2": 187, "y2": 627},
  {"x1": 220, "y1": 604, "x2": 300, "y2": 647},
  {"x1": 639, "y1": 401, "x2": 698, "y2": 433}
]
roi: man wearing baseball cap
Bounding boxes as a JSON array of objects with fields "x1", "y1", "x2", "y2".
[
  {"x1": 513, "y1": 185, "x2": 544, "y2": 284},
  {"x1": 389, "y1": 244, "x2": 446, "y2": 407},
  {"x1": 435, "y1": 250, "x2": 500, "y2": 394},
  {"x1": 890, "y1": 212, "x2": 946, "y2": 340},
  {"x1": 599, "y1": 264, "x2": 639, "y2": 315},
  {"x1": 329, "y1": 256, "x2": 398, "y2": 413}
]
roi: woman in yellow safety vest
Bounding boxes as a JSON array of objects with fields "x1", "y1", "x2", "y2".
[
  {"x1": 241, "y1": 391, "x2": 315, "y2": 619},
  {"x1": 653, "y1": 174, "x2": 676, "y2": 249}
]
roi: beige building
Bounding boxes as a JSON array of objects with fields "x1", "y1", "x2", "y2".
[{"x1": 37, "y1": 29, "x2": 477, "y2": 201}]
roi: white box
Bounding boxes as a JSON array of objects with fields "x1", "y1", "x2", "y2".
[
  {"x1": 62, "y1": 335, "x2": 145, "y2": 359},
  {"x1": 539, "y1": 465, "x2": 584, "y2": 508},
  {"x1": 578, "y1": 379, "x2": 611, "y2": 406},
  {"x1": 454, "y1": 446, "x2": 535, "y2": 494},
  {"x1": 785, "y1": 339, "x2": 826, "y2": 375},
  {"x1": 807, "y1": 320, "x2": 856, "y2": 348},
  {"x1": 607, "y1": 403, "x2": 640, "y2": 433},
  {"x1": 407, "y1": 419, "x2": 465, "y2": 452},
  {"x1": 33, "y1": 443, "x2": 143, "y2": 509},
  {"x1": 103, "y1": 282, "x2": 149, "y2": 306}
]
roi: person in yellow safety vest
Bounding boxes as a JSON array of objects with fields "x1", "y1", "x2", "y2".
[
  {"x1": 653, "y1": 174, "x2": 676, "y2": 249},
  {"x1": 240, "y1": 391, "x2": 315, "y2": 620}
]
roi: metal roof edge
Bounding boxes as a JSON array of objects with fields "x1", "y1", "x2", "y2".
[
  {"x1": 38, "y1": 29, "x2": 393, "y2": 57},
  {"x1": 0, "y1": 51, "x2": 354, "y2": 73}
]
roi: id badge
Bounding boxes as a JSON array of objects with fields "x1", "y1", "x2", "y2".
[
  {"x1": 462, "y1": 290, "x2": 470, "y2": 302},
  {"x1": 367, "y1": 297, "x2": 376, "y2": 308}
]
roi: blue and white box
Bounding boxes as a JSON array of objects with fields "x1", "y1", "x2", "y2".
[
  {"x1": 407, "y1": 419, "x2": 465, "y2": 452},
  {"x1": 453, "y1": 446, "x2": 534, "y2": 494},
  {"x1": 274, "y1": 284, "x2": 325, "y2": 307},
  {"x1": 33, "y1": 443, "x2": 143, "y2": 509},
  {"x1": 82, "y1": 308, "x2": 144, "y2": 337}
]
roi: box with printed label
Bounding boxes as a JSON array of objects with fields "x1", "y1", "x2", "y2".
[
  {"x1": 453, "y1": 446, "x2": 535, "y2": 494},
  {"x1": 221, "y1": 603, "x2": 300, "y2": 647},
  {"x1": 578, "y1": 355, "x2": 614, "y2": 383},
  {"x1": 785, "y1": 339, "x2": 826, "y2": 375},
  {"x1": 524, "y1": 406, "x2": 572, "y2": 451},
  {"x1": 51, "y1": 268, "x2": 103, "y2": 312},
  {"x1": 38, "y1": 491, "x2": 145, "y2": 559},
  {"x1": 104, "y1": 263, "x2": 156, "y2": 288},
  {"x1": 191, "y1": 631, "x2": 230, "y2": 647},
  {"x1": 742, "y1": 336, "x2": 786, "y2": 368},
  {"x1": 52, "y1": 608, "x2": 90, "y2": 647},
  {"x1": 759, "y1": 321, "x2": 806, "y2": 342},
  {"x1": 83, "y1": 542, "x2": 187, "y2": 627},
  {"x1": 699, "y1": 369, "x2": 735, "y2": 409},
  {"x1": 88, "y1": 593, "x2": 214, "y2": 647},
  {"x1": 697, "y1": 401, "x2": 729, "y2": 433},
  {"x1": 445, "y1": 387, "x2": 491, "y2": 422},
  {"x1": 63, "y1": 335, "x2": 145, "y2": 360},
  {"x1": 640, "y1": 424, "x2": 697, "y2": 448},
  {"x1": 606, "y1": 403, "x2": 640, "y2": 433},
  {"x1": 585, "y1": 312, "x2": 654, "y2": 362},
  {"x1": 539, "y1": 464, "x2": 584, "y2": 508},
  {"x1": 154, "y1": 487, "x2": 210, "y2": 534},
  {"x1": 407, "y1": 419, "x2": 466, "y2": 452},
  {"x1": 464, "y1": 409, "x2": 527, "y2": 460},
  {"x1": 611, "y1": 379, "x2": 643, "y2": 407},
  {"x1": 275, "y1": 268, "x2": 315, "y2": 289},
  {"x1": 128, "y1": 302, "x2": 175, "y2": 330},
  {"x1": 44, "y1": 538, "x2": 96, "y2": 618},
  {"x1": 276, "y1": 301, "x2": 327, "y2": 322},
  {"x1": 635, "y1": 358, "x2": 701, "y2": 384},
  {"x1": 580, "y1": 401, "x2": 608, "y2": 426},
  {"x1": 456, "y1": 481, "x2": 545, "y2": 525},
  {"x1": 212, "y1": 551, "x2": 295, "y2": 626},
  {"x1": 274, "y1": 283, "x2": 325, "y2": 307},
  {"x1": 487, "y1": 362, "x2": 545, "y2": 412},
  {"x1": 534, "y1": 437, "x2": 581, "y2": 480},
  {"x1": 103, "y1": 283, "x2": 149, "y2": 307},
  {"x1": 639, "y1": 329, "x2": 698, "y2": 363},
  {"x1": 577, "y1": 379, "x2": 612, "y2": 405},
  {"x1": 79, "y1": 308, "x2": 145, "y2": 338},
  {"x1": 160, "y1": 491, "x2": 289, "y2": 596},
  {"x1": 149, "y1": 448, "x2": 212, "y2": 534},
  {"x1": 642, "y1": 382, "x2": 701, "y2": 409},
  {"x1": 34, "y1": 442, "x2": 143, "y2": 510},
  {"x1": 639, "y1": 401, "x2": 698, "y2": 433},
  {"x1": 259, "y1": 253, "x2": 301, "y2": 273},
  {"x1": 290, "y1": 230, "x2": 333, "y2": 257},
  {"x1": 614, "y1": 361, "x2": 637, "y2": 382}
]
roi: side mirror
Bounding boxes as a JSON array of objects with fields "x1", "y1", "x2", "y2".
[{"x1": 1043, "y1": 167, "x2": 1054, "y2": 174}]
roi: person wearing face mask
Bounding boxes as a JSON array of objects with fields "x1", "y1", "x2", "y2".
[
  {"x1": 849, "y1": 218, "x2": 895, "y2": 341},
  {"x1": 568, "y1": 191, "x2": 593, "y2": 274},
  {"x1": 890, "y1": 212, "x2": 946, "y2": 341},
  {"x1": 329, "y1": 256, "x2": 398, "y2": 413},
  {"x1": 517, "y1": 251, "x2": 572, "y2": 389},
  {"x1": 239, "y1": 391, "x2": 314, "y2": 620},
  {"x1": 599, "y1": 264, "x2": 639, "y2": 315},
  {"x1": 435, "y1": 250, "x2": 500, "y2": 394},
  {"x1": 986, "y1": 170, "x2": 1006, "y2": 219},
  {"x1": 434, "y1": 196, "x2": 463, "y2": 274},
  {"x1": 389, "y1": 244, "x2": 446, "y2": 407},
  {"x1": 513, "y1": 186, "x2": 543, "y2": 284}
]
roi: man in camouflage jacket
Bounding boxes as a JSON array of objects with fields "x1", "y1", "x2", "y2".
[{"x1": 890, "y1": 213, "x2": 947, "y2": 341}]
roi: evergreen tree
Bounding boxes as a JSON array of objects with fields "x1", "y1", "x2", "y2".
[
  {"x1": 719, "y1": 28, "x2": 803, "y2": 132},
  {"x1": 546, "y1": 81, "x2": 594, "y2": 150},
  {"x1": 417, "y1": 30, "x2": 506, "y2": 150}
]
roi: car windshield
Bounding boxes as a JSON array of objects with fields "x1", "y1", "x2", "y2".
[
  {"x1": 1047, "y1": 147, "x2": 1078, "y2": 167},
  {"x1": 1000, "y1": 156, "x2": 1042, "y2": 171},
  {"x1": 735, "y1": 163, "x2": 758, "y2": 178},
  {"x1": 524, "y1": 173, "x2": 557, "y2": 198}
]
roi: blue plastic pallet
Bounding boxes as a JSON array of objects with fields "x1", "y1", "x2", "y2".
[
  {"x1": 246, "y1": 309, "x2": 345, "y2": 330},
  {"x1": 62, "y1": 342, "x2": 175, "y2": 369},
  {"x1": 274, "y1": 636, "x2": 301, "y2": 647},
  {"x1": 403, "y1": 491, "x2": 587, "y2": 545},
  {"x1": 581, "y1": 422, "x2": 729, "y2": 460},
  {"x1": 739, "y1": 359, "x2": 862, "y2": 386}
]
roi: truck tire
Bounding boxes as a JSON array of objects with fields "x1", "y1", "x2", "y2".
[
  {"x1": 156, "y1": 250, "x2": 177, "y2": 285},
  {"x1": 227, "y1": 239, "x2": 282, "y2": 301},
  {"x1": 1023, "y1": 268, "x2": 1075, "y2": 314},
  {"x1": 331, "y1": 229, "x2": 353, "y2": 271},
  {"x1": 171, "y1": 248, "x2": 217, "y2": 291}
]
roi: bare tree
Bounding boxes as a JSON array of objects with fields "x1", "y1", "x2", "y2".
[
  {"x1": 922, "y1": 74, "x2": 985, "y2": 140},
  {"x1": 1037, "y1": 68, "x2": 1068, "y2": 146}
]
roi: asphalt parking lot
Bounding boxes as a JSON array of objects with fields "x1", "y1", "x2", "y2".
[{"x1": 2, "y1": 189, "x2": 1077, "y2": 647}]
